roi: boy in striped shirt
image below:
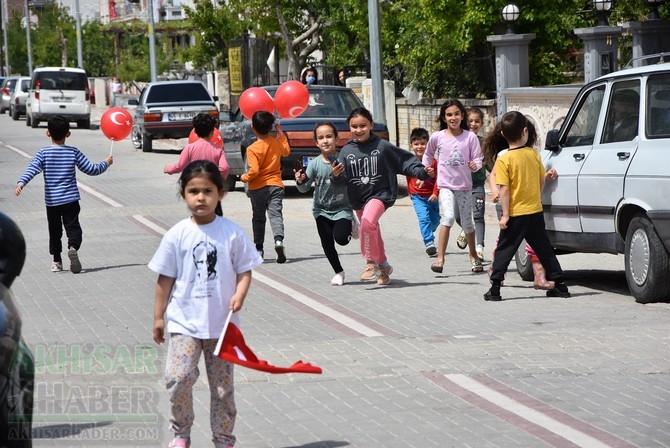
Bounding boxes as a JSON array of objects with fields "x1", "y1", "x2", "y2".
[{"x1": 15, "y1": 115, "x2": 113, "y2": 273}]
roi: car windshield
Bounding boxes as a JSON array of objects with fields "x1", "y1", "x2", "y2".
[
  {"x1": 264, "y1": 87, "x2": 363, "y2": 118},
  {"x1": 147, "y1": 83, "x2": 212, "y2": 103}
]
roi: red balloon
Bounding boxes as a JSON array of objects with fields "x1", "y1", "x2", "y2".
[
  {"x1": 239, "y1": 87, "x2": 275, "y2": 120},
  {"x1": 275, "y1": 81, "x2": 310, "y2": 118},
  {"x1": 101, "y1": 107, "x2": 133, "y2": 141},
  {"x1": 189, "y1": 128, "x2": 223, "y2": 149}
]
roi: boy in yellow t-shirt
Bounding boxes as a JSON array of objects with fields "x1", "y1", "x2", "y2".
[
  {"x1": 484, "y1": 111, "x2": 570, "y2": 302},
  {"x1": 241, "y1": 111, "x2": 291, "y2": 263}
]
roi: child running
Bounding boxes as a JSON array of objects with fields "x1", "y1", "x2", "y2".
[
  {"x1": 240, "y1": 111, "x2": 290, "y2": 263},
  {"x1": 484, "y1": 111, "x2": 569, "y2": 301},
  {"x1": 422, "y1": 99, "x2": 483, "y2": 274},
  {"x1": 150, "y1": 160, "x2": 263, "y2": 448},
  {"x1": 455, "y1": 107, "x2": 488, "y2": 260},
  {"x1": 295, "y1": 122, "x2": 356, "y2": 286},
  {"x1": 332, "y1": 107, "x2": 435, "y2": 285},
  {"x1": 15, "y1": 115, "x2": 113, "y2": 274},
  {"x1": 406, "y1": 127, "x2": 440, "y2": 257},
  {"x1": 164, "y1": 113, "x2": 229, "y2": 216}
]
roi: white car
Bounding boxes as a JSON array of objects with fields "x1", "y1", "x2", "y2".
[
  {"x1": 8, "y1": 77, "x2": 31, "y2": 121},
  {"x1": 515, "y1": 56, "x2": 670, "y2": 304},
  {"x1": 26, "y1": 67, "x2": 91, "y2": 129}
]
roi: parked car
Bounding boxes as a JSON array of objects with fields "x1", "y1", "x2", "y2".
[
  {"x1": 8, "y1": 77, "x2": 31, "y2": 121},
  {"x1": 220, "y1": 85, "x2": 390, "y2": 190},
  {"x1": 128, "y1": 80, "x2": 219, "y2": 153},
  {"x1": 26, "y1": 67, "x2": 91, "y2": 129},
  {"x1": 0, "y1": 76, "x2": 21, "y2": 114},
  {"x1": 514, "y1": 57, "x2": 670, "y2": 304}
]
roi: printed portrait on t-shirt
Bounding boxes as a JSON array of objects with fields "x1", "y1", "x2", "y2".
[{"x1": 192, "y1": 241, "x2": 218, "y2": 282}]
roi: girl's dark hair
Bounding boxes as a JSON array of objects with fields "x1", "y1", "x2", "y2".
[
  {"x1": 467, "y1": 106, "x2": 484, "y2": 121},
  {"x1": 483, "y1": 112, "x2": 538, "y2": 168},
  {"x1": 313, "y1": 121, "x2": 338, "y2": 140},
  {"x1": 438, "y1": 99, "x2": 469, "y2": 131},
  {"x1": 347, "y1": 107, "x2": 373, "y2": 125},
  {"x1": 179, "y1": 160, "x2": 225, "y2": 197},
  {"x1": 500, "y1": 111, "x2": 537, "y2": 147}
]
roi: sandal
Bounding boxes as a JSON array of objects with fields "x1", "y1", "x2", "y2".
[
  {"x1": 471, "y1": 259, "x2": 483, "y2": 273},
  {"x1": 431, "y1": 260, "x2": 444, "y2": 273}
]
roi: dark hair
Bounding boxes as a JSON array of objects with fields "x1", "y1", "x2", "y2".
[
  {"x1": 47, "y1": 116, "x2": 70, "y2": 140},
  {"x1": 482, "y1": 121, "x2": 507, "y2": 169},
  {"x1": 410, "y1": 127, "x2": 429, "y2": 142},
  {"x1": 192, "y1": 113, "x2": 216, "y2": 138},
  {"x1": 252, "y1": 111, "x2": 275, "y2": 135},
  {"x1": 438, "y1": 99, "x2": 469, "y2": 132},
  {"x1": 336, "y1": 69, "x2": 346, "y2": 86},
  {"x1": 301, "y1": 66, "x2": 319, "y2": 84},
  {"x1": 347, "y1": 107, "x2": 373, "y2": 125},
  {"x1": 313, "y1": 121, "x2": 338, "y2": 140},
  {"x1": 500, "y1": 111, "x2": 537, "y2": 147},
  {"x1": 467, "y1": 107, "x2": 484, "y2": 121},
  {"x1": 178, "y1": 160, "x2": 225, "y2": 197}
]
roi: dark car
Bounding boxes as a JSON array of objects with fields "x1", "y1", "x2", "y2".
[
  {"x1": 0, "y1": 212, "x2": 34, "y2": 447},
  {"x1": 221, "y1": 85, "x2": 389, "y2": 187},
  {"x1": 128, "y1": 80, "x2": 219, "y2": 153}
]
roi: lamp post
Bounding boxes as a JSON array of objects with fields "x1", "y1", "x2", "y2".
[
  {"x1": 502, "y1": 3, "x2": 520, "y2": 35},
  {"x1": 593, "y1": 0, "x2": 614, "y2": 27},
  {"x1": 646, "y1": 0, "x2": 663, "y2": 20}
]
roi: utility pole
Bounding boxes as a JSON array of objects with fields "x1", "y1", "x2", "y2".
[
  {"x1": 74, "y1": 0, "x2": 83, "y2": 68},
  {"x1": 23, "y1": 0, "x2": 33, "y2": 76},
  {"x1": 367, "y1": 0, "x2": 385, "y2": 124},
  {"x1": 2, "y1": 0, "x2": 9, "y2": 75},
  {"x1": 147, "y1": 0, "x2": 157, "y2": 81}
]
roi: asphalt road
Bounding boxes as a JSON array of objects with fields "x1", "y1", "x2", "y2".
[{"x1": 1, "y1": 110, "x2": 669, "y2": 447}]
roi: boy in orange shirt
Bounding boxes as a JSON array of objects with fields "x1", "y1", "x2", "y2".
[{"x1": 241, "y1": 111, "x2": 291, "y2": 263}]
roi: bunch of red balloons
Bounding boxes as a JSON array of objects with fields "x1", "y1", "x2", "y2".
[{"x1": 239, "y1": 80, "x2": 310, "y2": 120}]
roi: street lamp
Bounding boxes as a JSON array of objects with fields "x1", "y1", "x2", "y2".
[
  {"x1": 502, "y1": 3, "x2": 520, "y2": 35},
  {"x1": 646, "y1": 0, "x2": 663, "y2": 20},
  {"x1": 593, "y1": 0, "x2": 614, "y2": 27}
]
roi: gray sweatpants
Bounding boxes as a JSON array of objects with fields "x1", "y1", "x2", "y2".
[{"x1": 248, "y1": 185, "x2": 285, "y2": 250}]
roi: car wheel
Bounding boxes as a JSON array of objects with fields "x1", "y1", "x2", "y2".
[
  {"x1": 514, "y1": 239, "x2": 534, "y2": 281},
  {"x1": 25, "y1": 114, "x2": 31, "y2": 127},
  {"x1": 78, "y1": 119, "x2": 91, "y2": 129},
  {"x1": 226, "y1": 175, "x2": 237, "y2": 192},
  {"x1": 131, "y1": 126, "x2": 142, "y2": 149},
  {"x1": 624, "y1": 215, "x2": 670, "y2": 303},
  {"x1": 11, "y1": 107, "x2": 19, "y2": 121},
  {"x1": 142, "y1": 133, "x2": 153, "y2": 152},
  {"x1": 0, "y1": 107, "x2": 5, "y2": 114}
]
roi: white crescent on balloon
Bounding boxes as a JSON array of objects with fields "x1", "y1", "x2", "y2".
[
  {"x1": 288, "y1": 106, "x2": 305, "y2": 117},
  {"x1": 110, "y1": 111, "x2": 129, "y2": 126}
]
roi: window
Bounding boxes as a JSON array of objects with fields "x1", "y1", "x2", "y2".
[
  {"x1": 646, "y1": 73, "x2": 670, "y2": 139},
  {"x1": 562, "y1": 85, "x2": 605, "y2": 147},
  {"x1": 601, "y1": 80, "x2": 640, "y2": 144}
]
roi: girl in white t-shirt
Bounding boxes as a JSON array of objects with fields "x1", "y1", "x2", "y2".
[{"x1": 149, "y1": 160, "x2": 262, "y2": 448}]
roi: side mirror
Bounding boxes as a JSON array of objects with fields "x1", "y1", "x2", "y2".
[
  {"x1": 127, "y1": 98, "x2": 139, "y2": 106},
  {"x1": 212, "y1": 95, "x2": 219, "y2": 101},
  {"x1": 545, "y1": 129, "x2": 560, "y2": 152}
]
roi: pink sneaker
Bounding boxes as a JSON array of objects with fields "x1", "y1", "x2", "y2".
[{"x1": 168, "y1": 437, "x2": 190, "y2": 448}]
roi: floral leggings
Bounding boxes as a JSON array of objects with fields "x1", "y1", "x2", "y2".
[{"x1": 166, "y1": 333, "x2": 236, "y2": 447}]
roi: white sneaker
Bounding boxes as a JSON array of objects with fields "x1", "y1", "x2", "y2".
[
  {"x1": 330, "y1": 272, "x2": 345, "y2": 286},
  {"x1": 51, "y1": 261, "x2": 63, "y2": 272},
  {"x1": 351, "y1": 214, "x2": 360, "y2": 240},
  {"x1": 476, "y1": 244, "x2": 484, "y2": 260}
]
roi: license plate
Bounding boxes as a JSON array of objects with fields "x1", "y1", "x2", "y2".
[
  {"x1": 52, "y1": 97, "x2": 72, "y2": 103},
  {"x1": 167, "y1": 112, "x2": 196, "y2": 121},
  {"x1": 301, "y1": 156, "x2": 313, "y2": 167}
]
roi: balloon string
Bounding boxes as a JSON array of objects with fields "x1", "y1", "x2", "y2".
[{"x1": 109, "y1": 140, "x2": 114, "y2": 157}]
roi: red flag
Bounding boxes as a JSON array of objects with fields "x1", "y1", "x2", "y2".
[{"x1": 216, "y1": 320, "x2": 322, "y2": 374}]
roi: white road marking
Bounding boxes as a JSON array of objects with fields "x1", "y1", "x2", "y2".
[{"x1": 444, "y1": 374, "x2": 612, "y2": 448}]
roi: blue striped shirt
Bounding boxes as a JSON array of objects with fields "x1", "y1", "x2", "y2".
[{"x1": 17, "y1": 144, "x2": 109, "y2": 207}]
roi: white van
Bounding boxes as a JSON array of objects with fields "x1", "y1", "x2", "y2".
[{"x1": 26, "y1": 67, "x2": 91, "y2": 129}]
